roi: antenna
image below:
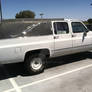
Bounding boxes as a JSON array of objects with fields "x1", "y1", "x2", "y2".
[{"x1": 0, "y1": 0, "x2": 2, "y2": 22}]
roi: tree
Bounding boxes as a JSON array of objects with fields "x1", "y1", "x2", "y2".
[
  {"x1": 87, "y1": 19, "x2": 92, "y2": 24},
  {"x1": 15, "y1": 10, "x2": 35, "y2": 18}
]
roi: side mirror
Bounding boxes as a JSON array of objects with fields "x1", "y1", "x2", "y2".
[{"x1": 83, "y1": 31, "x2": 87, "y2": 36}]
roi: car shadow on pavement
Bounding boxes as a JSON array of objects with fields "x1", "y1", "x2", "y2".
[
  {"x1": 0, "y1": 62, "x2": 27, "y2": 80},
  {"x1": 46, "y1": 51, "x2": 92, "y2": 68},
  {"x1": 0, "y1": 51, "x2": 92, "y2": 80}
]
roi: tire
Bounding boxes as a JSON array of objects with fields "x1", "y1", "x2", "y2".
[{"x1": 24, "y1": 53, "x2": 46, "y2": 75}]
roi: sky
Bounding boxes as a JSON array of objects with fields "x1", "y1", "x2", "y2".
[{"x1": 1, "y1": 0, "x2": 92, "y2": 20}]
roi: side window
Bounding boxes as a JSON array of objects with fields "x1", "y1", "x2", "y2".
[
  {"x1": 86, "y1": 24, "x2": 92, "y2": 30},
  {"x1": 72, "y1": 22, "x2": 87, "y2": 33},
  {"x1": 54, "y1": 22, "x2": 69, "y2": 34},
  {"x1": 26, "y1": 23, "x2": 52, "y2": 36}
]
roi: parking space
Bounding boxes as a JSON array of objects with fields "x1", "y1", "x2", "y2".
[{"x1": 0, "y1": 52, "x2": 92, "y2": 92}]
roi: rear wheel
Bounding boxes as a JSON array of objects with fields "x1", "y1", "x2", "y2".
[{"x1": 25, "y1": 54, "x2": 46, "y2": 75}]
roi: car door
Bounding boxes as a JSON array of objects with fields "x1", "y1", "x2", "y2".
[
  {"x1": 53, "y1": 21, "x2": 72, "y2": 57},
  {"x1": 71, "y1": 22, "x2": 92, "y2": 52}
]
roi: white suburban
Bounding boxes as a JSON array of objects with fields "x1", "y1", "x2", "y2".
[{"x1": 0, "y1": 19, "x2": 92, "y2": 74}]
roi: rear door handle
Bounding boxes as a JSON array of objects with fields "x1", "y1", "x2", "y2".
[{"x1": 72, "y1": 34, "x2": 76, "y2": 37}]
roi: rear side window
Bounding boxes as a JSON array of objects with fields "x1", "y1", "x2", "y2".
[
  {"x1": 54, "y1": 22, "x2": 69, "y2": 34},
  {"x1": 72, "y1": 22, "x2": 87, "y2": 33},
  {"x1": 0, "y1": 23, "x2": 32, "y2": 39},
  {"x1": 26, "y1": 23, "x2": 52, "y2": 36}
]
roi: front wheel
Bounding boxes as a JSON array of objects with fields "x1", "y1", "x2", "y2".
[{"x1": 25, "y1": 54, "x2": 46, "y2": 75}]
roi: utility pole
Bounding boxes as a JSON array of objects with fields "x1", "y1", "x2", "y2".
[{"x1": 0, "y1": 0, "x2": 2, "y2": 22}]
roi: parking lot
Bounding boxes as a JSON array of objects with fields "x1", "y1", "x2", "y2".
[{"x1": 0, "y1": 52, "x2": 92, "y2": 92}]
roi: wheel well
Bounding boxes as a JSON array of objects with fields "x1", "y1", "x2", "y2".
[{"x1": 24, "y1": 49, "x2": 50, "y2": 61}]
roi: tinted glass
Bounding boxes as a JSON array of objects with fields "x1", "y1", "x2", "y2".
[
  {"x1": 72, "y1": 22, "x2": 88, "y2": 33},
  {"x1": 0, "y1": 23, "x2": 33, "y2": 39},
  {"x1": 86, "y1": 24, "x2": 92, "y2": 30},
  {"x1": 54, "y1": 22, "x2": 69, "y2": 34},
  {"x1": 26, "y1": 23, "x2": 52, "y2": 36}
]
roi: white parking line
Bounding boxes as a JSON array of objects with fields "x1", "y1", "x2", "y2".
[
  {"x1": 4, "y1": 64, "x2": 92, "y2": 92},
  {"x1": 1, "y1": 64, "x2": 22, "y2": 92},
  {"x1": 20, "y1": 64, "x2": 92, "y2": 89},
  {"x1": 4, "y1": 78, "x2": 22, "y2": 92},
  {"x1": 9, "y1": 78, "x2": 22, "y2": 92}
]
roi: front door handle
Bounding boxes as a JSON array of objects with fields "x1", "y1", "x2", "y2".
[{"x1": 54, "y1": 36, "x2": 59, "y2": 39}]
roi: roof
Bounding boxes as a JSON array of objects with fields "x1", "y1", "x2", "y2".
[{"x1": 1, "y1": 18, "x2": 64, "y2": 24}]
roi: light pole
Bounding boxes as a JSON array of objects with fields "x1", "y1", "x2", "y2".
[
  {"x1": 40, "y1": 13, "x2": 44, "y2": 19},
  {"x1": 0, "y1": 0, "x2": 2, "y2": 21}
]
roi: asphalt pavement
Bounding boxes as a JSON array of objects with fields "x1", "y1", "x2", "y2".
[{"x1": 0, "y1": 52, "x2": 92, "y2": 92}]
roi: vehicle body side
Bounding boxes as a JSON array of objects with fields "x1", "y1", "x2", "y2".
[{"x1": 0, "y1": 19, "x2": 92, "y2": 64}]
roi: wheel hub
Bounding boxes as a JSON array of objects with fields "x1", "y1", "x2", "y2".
[{"x1": 31, "y1": 58, "x2": 42, "y2": 70}]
